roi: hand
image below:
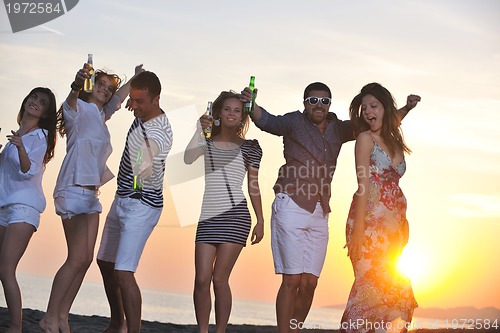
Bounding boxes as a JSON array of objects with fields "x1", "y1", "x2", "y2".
[
  {"x1": 405, "y1": 94, "x2": 421, "y2": 111},
  {"x1": 347, "y1": 227, "x2": 365, "y2": 260},
  {"x1": 239, "y1": 87, "x2": 258, "y2": 104},
  {"x1": 199, "y1": 114, "x2": 213, "y2": 132},
  {"x1": 250, "y1": 222, "x2": 264, "y2": 245},
  {"x1": 7, "y1": 130, "x2": 25, "y2": 151},
  {"x1": 125, "y1": 98, "x2": 133, "y2": 111},
  {"x1": 139, "y1": 153, "x2": 153, "y2": 180},
  {"x1": 74, "y1": 65, "x2": 89, "y2": 86},
  {"x1": 134, "y1": 64, "x2": 144, "y2": 75}
]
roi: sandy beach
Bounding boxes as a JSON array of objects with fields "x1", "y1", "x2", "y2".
[{"x1": 2, "y1": 307, "x2": 499, "y2": 332}]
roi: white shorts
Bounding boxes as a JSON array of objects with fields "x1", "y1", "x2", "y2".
[
  {"x1": 97, "y1": 195, "x2": 161, "y2": 272},
  {"x1": 0, "y1": 204, "x2": 40, "y2": 230},
  {"x1": 54, "y1": 185, "x2": 102, "y2": 220},
  {"x1": 271, "y1": 193, "x2": 329, "y2": 277}
]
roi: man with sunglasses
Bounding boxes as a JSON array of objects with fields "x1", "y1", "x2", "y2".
[{"x1": 240, "y1": 82, "x2": 419, "y2": 333}]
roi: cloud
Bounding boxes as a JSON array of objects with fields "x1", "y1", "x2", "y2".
[
  {"x1": 40, "y1": 25, "x2": 65, "y2": 36},
  {"x1": 448, "y1": 193, "x2": 500, "y2": 220}
]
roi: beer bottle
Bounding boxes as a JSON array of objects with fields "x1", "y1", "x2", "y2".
[
  {"x1": 133, "y1": 148, "x2": 143, "y2": 191},
  {"x1": 203, "y1": 101, "x2": 213, "y2": 138},
  {"x1": 244, "y1": 76, "x2": 256, "y2": 115},
  {"x1": 83, "y1": 54, "x2": 95, "y2": 93}
]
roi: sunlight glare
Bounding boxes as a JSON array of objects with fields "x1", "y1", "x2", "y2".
[{"x1": 397, "y1": 246, "x2": 431, "y2": 289}]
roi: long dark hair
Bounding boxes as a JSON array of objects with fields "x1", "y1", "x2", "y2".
[
  {"x1": 349, "y1": 82, "x2": 411, "y2": 155},
  {"x1": 211, "y1": 91, "x2": 249, "y2": 139},
  {"x1": 58, "y1": 70, "x2": 122, "y2": 136},
  {"x1": 17, "y1": 87, "x2": 58, "y2": 165}
]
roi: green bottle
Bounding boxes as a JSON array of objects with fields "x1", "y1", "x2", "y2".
[
  {"x1": 133, "y1": 148, "x2": 143, "y2": 191},
  {"x1": 244, "y1": 76, "x2": 256, "y2": 115}
]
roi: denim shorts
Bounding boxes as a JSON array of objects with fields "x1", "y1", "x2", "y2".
[
  {"x1": 54, "y1": 185, "x2": 102, "y2": 220},
  {"x1": 0, "y1": 204, "x2": 41, "y2": 230}
]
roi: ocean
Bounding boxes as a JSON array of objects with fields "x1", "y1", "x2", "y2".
[{"x1": 1, "y1": 273, "x2": 447, "y2": 330}]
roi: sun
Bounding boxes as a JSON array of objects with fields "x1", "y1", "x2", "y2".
[{"x1": 396, "y1": 245, "x2": 432, "y2": 289}]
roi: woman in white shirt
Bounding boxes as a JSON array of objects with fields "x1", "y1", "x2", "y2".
[
  {"x1": 40, "y1": 63, "x2": 143, "y2": 333},
  {"x1": 0, "y1": 87, "x2": 58, "y2": 333}
]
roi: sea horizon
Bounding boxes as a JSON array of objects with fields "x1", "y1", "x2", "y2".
[{"x1": 1, "y1": 273, "x2": 496, "y2": 331}]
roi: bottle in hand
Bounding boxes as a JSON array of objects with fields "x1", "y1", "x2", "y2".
[
  {"x1": 133, "y1": 148, "x2": 143, "y2": 191},
  {"x1": 244, "y1": 76, "x2": 256, "y2": 115},
  {"x1": 83, "y1": 53, "x2": 95, "y2": 93},
  {"x1": 203, "y1": 101, "x2": 213, "y2": 138}
]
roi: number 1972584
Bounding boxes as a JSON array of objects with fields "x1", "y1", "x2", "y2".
[
  {"x1": 6, "y1": 2, "x2": 62, "y2": 14},
  {"x1": 445, "y1": 318, "x2": 498, "y2": 329}
]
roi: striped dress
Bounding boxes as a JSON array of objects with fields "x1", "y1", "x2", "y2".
[{"x1": 195, "y1": 138, "x2": 262, "y2": 246}]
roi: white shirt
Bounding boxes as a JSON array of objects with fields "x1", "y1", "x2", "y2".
[
  {"x1": 0, "y1": 128, "x2": 48, "y2": 212},
  {"x1": 54, "y1": 95, "x2": 120, "y2": 195}
]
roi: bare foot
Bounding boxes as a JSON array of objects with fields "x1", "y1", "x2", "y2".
[
  {"x1": 58, "y1": 317, "x2": 70, "y2": 333},
  {"x1": 39, "y1": 316, "x2": 60, "y2": 333},
  {"x1": 103, "y1": 324, "x2": 127, "y2": 333}
]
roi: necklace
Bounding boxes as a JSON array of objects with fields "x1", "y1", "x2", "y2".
[{"x1": 19, "y1": 124, "x2": 39, "y2": 136}]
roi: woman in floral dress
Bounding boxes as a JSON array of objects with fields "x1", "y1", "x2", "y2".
[{"x1": 341, "y1": 83, "x2": 420, "y2": 333}]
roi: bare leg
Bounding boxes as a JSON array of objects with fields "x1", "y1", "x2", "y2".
[
  {"x1": 291, "y1": 273, "x2": 318, "y2": 333},
  {"x1": 212, "y1": 243, "x2": 243, "y2": 333},
  {"x1": 40, "y1": 213, "x2": 99, "y2": 333},
  {"x1": 97, "y1": 259, "x2": 127, "y2": 333},
  {"x1": 58, "y1": 213, "x2": 99, "y2": 329},
  {"x1": 115, "y1": 270, "x2": 142, "y2": 333},
  {"x1": 193, "y1": 243, "x2": 217, "y2": 333},
  {"x1": 0, "y1": 223, "x2": 35, "y2": 333},
  {"x1": 276, "y1": 274, "x2": 301, "y2": 333}
]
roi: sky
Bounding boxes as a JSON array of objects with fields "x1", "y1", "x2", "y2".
[{"x1": 1, "y1": 0, "x2": 499, "y2": 315}]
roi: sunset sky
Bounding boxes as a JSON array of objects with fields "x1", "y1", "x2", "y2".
[{"x1": 1, "y1": 0, "x2": 499, "y2": 316}]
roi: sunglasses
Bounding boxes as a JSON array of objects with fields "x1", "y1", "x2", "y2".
[{"x1": 304, "y1": 96, "x2": 331, "y2": 106}]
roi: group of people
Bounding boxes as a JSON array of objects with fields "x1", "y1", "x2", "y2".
[
  {"x1": 0, "y1": 63, "x2": 172, "y2": 333},
  {"x1": 0, "y1": 58, "x2": 421, "y2": 333}
]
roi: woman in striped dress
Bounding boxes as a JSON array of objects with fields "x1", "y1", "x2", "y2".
[{"x1": 184, "y1": 90, "x2": 264, "y2": 333}]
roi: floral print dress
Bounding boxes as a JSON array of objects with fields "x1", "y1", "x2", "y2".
[{"x1": 340, "y1": 142, "x2": 418, "y2": 333}]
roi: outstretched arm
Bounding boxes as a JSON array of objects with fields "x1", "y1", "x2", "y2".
[
  {"x1": 398, "y1": 94, "x2": 421, "y2": 120},
  {"x1": 67, "y1": 64, "x2": 88, "y2": 110},
  {"x1": 240, "y1": 87, "x2": 263, "y2": 121}
]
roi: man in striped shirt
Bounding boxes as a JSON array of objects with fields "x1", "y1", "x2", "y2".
[{"x1": 96, "y1": 71, "x2": 173, "y2": 333}]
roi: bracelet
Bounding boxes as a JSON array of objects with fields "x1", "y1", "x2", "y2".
[{"x1": 71, "y1": 81, "x2": 83, "y2": 91}]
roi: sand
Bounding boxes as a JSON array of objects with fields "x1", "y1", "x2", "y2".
[{"x1": 1, "y1": 307, "x2": 498, "y2": 332}]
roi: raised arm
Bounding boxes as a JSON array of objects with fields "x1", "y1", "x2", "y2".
[
  {"x1": 67, "y1": 64, "x2": 89, "y2": 110},
  {"x1": 398, "y1": 94, "x2": 421, "y2": 120},
  {"x1": 183, "y1": 116, "x2": 209, "y2": 165},
  {"x1": 114, "y1": 64, "x2": 144, "y2": 103},
  {"x1": 240, "y1": 87, "x2": 263, "y2": 121}
]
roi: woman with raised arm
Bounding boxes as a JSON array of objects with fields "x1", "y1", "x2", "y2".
[
  {"x1": 40, "y1": 63, "x2": 143, "y2": 333},
  {"x1": 184, "y1": 91, "x2": 264, "y2": 333},
  {"x1": 341, "y1": 82, "x2": 420, "y2": 333}
]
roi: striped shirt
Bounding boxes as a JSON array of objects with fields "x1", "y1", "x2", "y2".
[{"x1": 116, "y1": 111, "x2": 173, "y2": 208}]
